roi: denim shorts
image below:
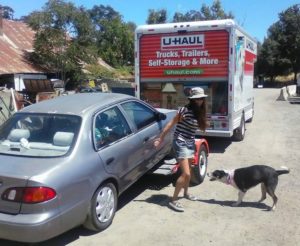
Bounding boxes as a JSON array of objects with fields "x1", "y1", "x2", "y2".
[{"x1": 172, "y1": 139, "x2": 195, "y2": 160}]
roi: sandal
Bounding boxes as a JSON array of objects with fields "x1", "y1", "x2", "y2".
[
  {"x1": 184, "y1": 194, "x2": 198, "y2": 201},
  {"x1": 168, "y1": 201, "x2": 184, "y2": 212}
]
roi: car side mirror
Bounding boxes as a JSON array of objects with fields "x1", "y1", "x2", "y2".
[{"x1": 156, "y1": 112, "x2": 166, "y2": 121}]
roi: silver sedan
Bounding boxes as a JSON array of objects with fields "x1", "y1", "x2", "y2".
[{"x1": 0, "y1": 93, "x2": 176, "y2": 243}]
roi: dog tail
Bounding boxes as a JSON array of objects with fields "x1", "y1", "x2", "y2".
[{"x1": 276, "y1": 166, "x2": 290, "y2": 176}]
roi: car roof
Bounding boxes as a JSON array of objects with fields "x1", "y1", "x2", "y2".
[{"x1": 20, "y1": 93, "x2": 134, "y2": 115}]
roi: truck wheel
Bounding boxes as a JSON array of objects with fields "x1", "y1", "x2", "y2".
[
  {"x1": 190, "y1": 144, "x2": 208, "y2": 185},
  {"x1": 233, "y1": 115, "x2": 245, "y2": 141},
  {"x1": 246, "y1": 104, "x2": 254, "y2": 123},
  {"x1": 83, "y1": 182, "x2": 117, "y2": 231}
]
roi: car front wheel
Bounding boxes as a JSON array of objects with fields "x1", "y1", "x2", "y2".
[{"x1": 83, "y1": 182, "x2": 117, "y2": 231}]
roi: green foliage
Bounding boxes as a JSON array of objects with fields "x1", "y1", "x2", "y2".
[
  {"x1": 84, "y1": 64, "x2": 117, "y2": 79},
  {"x1": 258, "y1": 4, "x2": 300, "y2": 82},
  {"x1": 209, "y1": 0, "x2": 234, "y2": 20},
  {"x1": 146, "y1": 9, "x2": 167, "y2": 24},
  {"x1": 83, "y1": 64, "x2": 132, "y2": 80},
  {"x1": 172, "y1": 0, "x2": 234, "y2": 22},
  {"x1": 27, "y1": 0, "x2": 96, "y2": 83},
  {"x1": 23, "y1": 1, "x2": 134, "y2": 84},
  {"x1": 256, "y1": 38, "x2": 290, "y2": 82},
  {"x1": 96, "y1": 19, "x2": 134, "y2": 67},
  {"x1": 273, "y1": 4, "x2": 300, "y2": 81},
  {"x1": 173, "y1": 12, "x2": 187, "y2": 22},
  {"x1": 115, "y1": 66, "x2": 134, "y2": 77},
  {"x1": 88, "y1": 4, "x2": 121, "y2": 22},
  {"x1": 0, "y1": 5, "x2": 14, "y2": 19},
  {"x1": 88, "y1": 5, "x2": 134, "y2": 67}
]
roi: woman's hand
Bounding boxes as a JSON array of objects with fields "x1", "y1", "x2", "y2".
[
  {"x1": 154, "y1": 138, "x2": 162, "y2": 148},
  {"x1": 154, "y1": 113, "x2": 178, "y2": 149}
]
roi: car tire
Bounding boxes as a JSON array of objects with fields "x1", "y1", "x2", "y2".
[
  {"x1": 83, "y1": 182, "x2": 117, "y2": 232},
  {"x1": 233, "y1": 115, "x2": 245, "y2": 141},
  {"x1": 190, "y1": 144, "x2": 208, "y2": 185}
]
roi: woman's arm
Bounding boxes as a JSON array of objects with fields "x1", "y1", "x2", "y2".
[{"x1": 154, "y1": 113, "x2": 180, "y2": 147}]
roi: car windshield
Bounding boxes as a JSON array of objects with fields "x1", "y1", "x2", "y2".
[{"x1": 0, "y1": 113, "x2": 81, "y2": 157}]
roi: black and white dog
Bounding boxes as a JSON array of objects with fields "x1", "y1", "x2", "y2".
[{"x1": 207, "y1": 165, "x2": 290, "y2": 211}]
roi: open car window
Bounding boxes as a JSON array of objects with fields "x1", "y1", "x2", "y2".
[
  {"x1": 120, "y1": 101, "x2": 157, "y2": 130},
  {"x1": 0, "y1": 113, "x2": 81, "y2": 157},
  {"x1": 94, "y1": 106, "x2": 132, "y2": 149}
]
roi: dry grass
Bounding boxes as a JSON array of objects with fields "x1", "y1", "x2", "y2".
[{"x1": 276, "y1": 74, "x2": 295, "y2": 82}]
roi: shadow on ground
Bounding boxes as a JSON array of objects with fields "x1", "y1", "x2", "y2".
[
  {"x1": 205, "y1": 136, "x2": 232, "y2": 154},
  {"x1": 197, "y1": 198, "x2": 271, "y2": 211},
  {"x1": 118, "y1": 174, "x2": 176, "y2": 209}
]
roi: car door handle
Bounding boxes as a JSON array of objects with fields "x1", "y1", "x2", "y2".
[
  {"x1": 106, "y1": 157, "x2": 114, "y2": 165},
  {"x1": 143, "y1": 136, "x2": 149, "y2": 143}
]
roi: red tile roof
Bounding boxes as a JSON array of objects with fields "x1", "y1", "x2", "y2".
[{"x1": 0, "y1": 19, "x2": 45, "y2": 74}]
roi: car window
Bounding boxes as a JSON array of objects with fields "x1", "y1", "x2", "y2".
[
  {"x1": 0, "y1": 113, "x2": 81, "y2": 157},
  {"x1": 121, "y1": 101, "x2": 157, "y2": 130},
  {"x1": 94, "y1": 107, "x2": 132, "y2": 149}
]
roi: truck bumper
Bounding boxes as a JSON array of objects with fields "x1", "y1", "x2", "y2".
[{"x1": 197, "y1": 130, "x2": 232, "y2": 138}]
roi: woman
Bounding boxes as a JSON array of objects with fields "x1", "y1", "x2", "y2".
[{"x1": 154, "y1": 87, "x2": 208, "y2": 212}]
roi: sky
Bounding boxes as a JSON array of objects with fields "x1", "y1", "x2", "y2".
[{"x1": 1, "y1": 0, "x2": 299, "y2": 43}]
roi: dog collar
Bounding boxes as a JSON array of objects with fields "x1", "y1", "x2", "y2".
[{"x1": 226, "y1": 170, "x2": 235, "y2": 186}]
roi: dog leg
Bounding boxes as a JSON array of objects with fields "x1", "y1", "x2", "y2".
[
  {"x1": 266, "y1": 180, "x2": 278, "y2": 211},
  {"x1": 267, "y1": 189, "x2": 278, "y2": 211},
  {"x1": 232, "y1": 191, "x2": 245, "y2": 206},
  {"x1": 258, "y1": 183, "x2": 267, "y2": 203}
]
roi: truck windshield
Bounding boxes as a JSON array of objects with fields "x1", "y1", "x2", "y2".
[{"x1": 140, "y1": 81, "x2": 228, "y2": 116}]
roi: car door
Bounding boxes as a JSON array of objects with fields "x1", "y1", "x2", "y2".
[
  {"x1": 94, "y1": 106, "x2": 145, "y2": 191},
  {"x1": 120, "y1": 101, "x2": 167, "y2": 170}
]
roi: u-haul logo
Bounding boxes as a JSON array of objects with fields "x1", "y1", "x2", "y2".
[{"x1": 161, "y1": 34, "x2": 204, "y2": 50}]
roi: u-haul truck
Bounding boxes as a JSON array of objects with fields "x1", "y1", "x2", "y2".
[{"x1": 135, "y1": 19, "x2": 257, "y2": 141}]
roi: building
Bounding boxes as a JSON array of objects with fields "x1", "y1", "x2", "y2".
[{"x1": 0, "y1": 16, "x2": 48, "y2": 91}]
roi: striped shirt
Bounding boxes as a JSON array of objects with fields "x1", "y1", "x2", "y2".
[{"x1": 174, "y1": 106, "x2": 199, "y2": 143}]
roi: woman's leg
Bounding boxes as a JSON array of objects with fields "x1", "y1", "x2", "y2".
[
  {"x1": 172, "y1": 158, "x2": 191, "y2": 201},
  {"x1": 183, "y1": 159, "x2": 193, "y2": 196}
]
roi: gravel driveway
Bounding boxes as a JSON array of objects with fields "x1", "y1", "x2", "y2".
[{"x1": 1, "y1": 88, "x2": 300, "y2": 246}]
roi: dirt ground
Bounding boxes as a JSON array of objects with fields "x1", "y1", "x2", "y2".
[{"x1": 2, "y1": 88, "x2": 300, "y2": 246}]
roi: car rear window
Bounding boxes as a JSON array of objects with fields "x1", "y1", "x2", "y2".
[{"x1": 0, "y1": 113, "x2": 81, "y2": 157}]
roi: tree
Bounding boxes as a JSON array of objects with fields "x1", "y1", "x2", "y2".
[
  {"x1": 27, "y1": 0, "x2": 96, "y2": 84},
  {"x1": 95, "y1": 19, "x2": 134, "y2": 67},
  {"x1": 146, "y1": 0, "x2": 234, "y2": 23},
  {"x1": 256, "y1": 37, "x2": 290, "y2": 82},
  {"x1": 146, "y1": 9, "x2": 167, "y2": 24},
  {"x1": 88, "y1": 5, "x2": 134, "y2": 67},
  {"x1": 171, "y1": 0, "x2": 234, "y2": 22},
  {"x1": 0, "y1": 5, "x2": 14, "y2": 19},
  {"x1": 271, "y1": 4, "x2": 300, "y2": 82},
  {"x1": 88, "y1": 4, "x2": 122, "y2": 24},
  {"x1": 183, "y1": 10, "x2": 203, "y2": 21},
  {"x1": 209, "y1": 0, "x2": 234, "y2": 20}
]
